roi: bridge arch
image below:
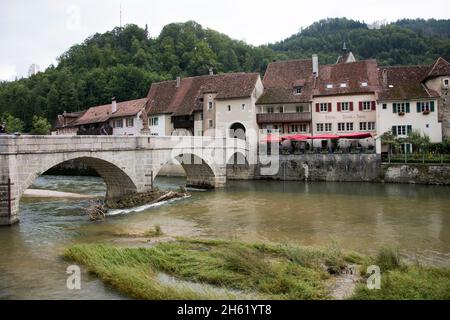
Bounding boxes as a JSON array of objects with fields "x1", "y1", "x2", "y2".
[
  {"x1": 0, "y1": 152, "x2": 142, "y2": 225},
  {"x1": 19, "y1": 155, "x2": 138, "y2": 201},
  {"x1": 153, "y1": 151, "x2": 226, "y2": 189}
]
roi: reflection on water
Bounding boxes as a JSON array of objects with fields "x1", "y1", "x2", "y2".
[{"x1": 0, "y1": 175, "x2": 449, "y2": 299}]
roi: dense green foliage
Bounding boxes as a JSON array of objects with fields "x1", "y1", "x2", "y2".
[
  {"x1": 1, "y1": 18, "x2": 449, "y2": 131},
  {"x1": 0, "y1": 113, "x2": 24, "y2": 133},
  {"x1": 270, "y1": 18, "x2": 450, "y2": 65},
  {"x1": 394, "y1": 18, "x2": 450, "y2": 39},
  {"x1": 30, "y1": 115, "x2": 52, "y2": 135}
]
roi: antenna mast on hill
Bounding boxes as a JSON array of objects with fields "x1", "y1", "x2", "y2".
[{"x1": 120, "y1": 4, "x2": 122, "y2": 28}]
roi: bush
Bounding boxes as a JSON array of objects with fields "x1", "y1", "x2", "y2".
[
  {"x1": 1, "y1": 113, "x2": 24, "y2": 133},
  {"x1": 31, "y1": 115, "x2": 52, "y2": 135},
  {"x1": 375, "y1": 247, "x2": 404, "y2": 272}
]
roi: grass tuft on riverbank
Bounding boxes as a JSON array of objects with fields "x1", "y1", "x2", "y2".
[
  {"x1": 63, "y1": 238, "x2": 450, "y2": 300},
  {"x1": 351, "y1": 265, "x2": 450, "y2": 300}
]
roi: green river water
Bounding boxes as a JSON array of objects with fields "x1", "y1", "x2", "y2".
[{"x1": 0, "y1": 175, "x2": 449, "y2": 299}]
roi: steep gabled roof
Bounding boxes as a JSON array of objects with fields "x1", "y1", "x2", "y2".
[
  {"x1": 73, "y1": 98, "x2": 147, "y2": 126},
  {"x1": 378, "y1": 65, "x2": 440, "y2": 101},
  {"x1": 146, "y1": 73, "x2": 260, "y2": 116},
  {"x1": 257, "y1": 59, "x2": 314, "y2": 104},
  {"x1": 427, "y1": 57, "x2": 450, "y2": 78}
]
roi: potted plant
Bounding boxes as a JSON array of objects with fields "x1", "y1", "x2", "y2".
[
  {"x1": 423, "y1": 110, "x2": 430, "y2": 115},
  {"x1": 398, "y1": 111, "x2": 405, "y2": 116}
]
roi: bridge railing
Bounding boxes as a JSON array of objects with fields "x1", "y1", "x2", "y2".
[{"x1": 0, "y1": 135, "x2": 250, "y2": 155}]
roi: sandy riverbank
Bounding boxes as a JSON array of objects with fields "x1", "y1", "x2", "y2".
[{"x1": 23, "y1": 189, "x2": 97, "y2": 199}]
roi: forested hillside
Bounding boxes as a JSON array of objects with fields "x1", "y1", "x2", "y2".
[
  {"x1": 1, "y1": 18, "x2": 449, "y2": 131},
  {"x1": 269, "y1": 18, "x2": 450, "y2": 65}
]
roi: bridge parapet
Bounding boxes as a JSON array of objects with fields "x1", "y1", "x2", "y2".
[
  {"x1": 0, "y1": 135, "x2": 248, "y2": 155},
  {"x1": 0, "y1": 135, "x2": 148, "y2": 154}
]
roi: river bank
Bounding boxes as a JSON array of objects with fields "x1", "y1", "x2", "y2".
[{"x1": 64, "y1": 237, "x2": 450, "y2": 300}]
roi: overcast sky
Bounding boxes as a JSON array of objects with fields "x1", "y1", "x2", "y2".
[{"x1": 1, "y1": 0, "x2": 449, "y2": 80}]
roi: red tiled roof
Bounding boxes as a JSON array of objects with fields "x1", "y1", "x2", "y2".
[
  {"x1": 73, "y1": 98, "x2": 147, "y2": 126},
  {"x1": 257, "y1": 59, "x2": 314, "y2": 104},
  {"x1": 257, "y1": 58, "x2": 379, "y2": 104},
  {"x1": 427, "y1": 57, "x2": 450, "y2": 78},
  {"x1": 109, "y1": 98, "x2": 148, "y2": 119},
  {"x1": 146, "y1": 73, "x2": 260, "y2": 116},
  {"x1": 315, "y1": 60, "x2": 380, "y2": 96},
  {"x1": 378, "y1": 65, "x2": 440, "y2": 101}
]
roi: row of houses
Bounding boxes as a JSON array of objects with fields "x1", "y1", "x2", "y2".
[{"x1": 54, "y1": 48, "x2": 450, "y2": 154}]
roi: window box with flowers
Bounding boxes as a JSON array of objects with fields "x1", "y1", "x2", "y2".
[
  {"x1": 422, "y1": 110, "x2": 430, "y2": 115},
  {"x1": 398, "y1": 112, "x2": 405, "y2": 116}
]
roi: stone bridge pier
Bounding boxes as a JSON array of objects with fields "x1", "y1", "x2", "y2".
[{"x1": 0, "y1": 135, "x2": 248, "y2": 225}]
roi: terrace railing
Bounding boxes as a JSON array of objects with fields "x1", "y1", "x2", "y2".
[{"x1": 382, "y1": 153, "x2": 450, "y2": 164}]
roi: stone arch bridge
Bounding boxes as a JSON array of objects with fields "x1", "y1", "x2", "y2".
[{"x1": 0, "y1": 135, "x2": 249, "y2": 225}]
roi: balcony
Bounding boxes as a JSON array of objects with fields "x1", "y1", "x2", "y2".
[{"x1": 257, "y1": 112, "x2": 312, "y2": 124}]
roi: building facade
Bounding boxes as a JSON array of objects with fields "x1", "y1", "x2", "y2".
[
  {"x1": 377, "y1": 58, "x2": 450, "y2": 153},
  {"x1": 54, "y1": 98, "x2": 148, "y2": 136},
  {"x1": 145, "y1": 73, "x2": 263, "y2": 140}
]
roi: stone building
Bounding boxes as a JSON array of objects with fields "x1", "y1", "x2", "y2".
[{"x1": 145, "y1": 72, "x2": 263, "y2": 140}]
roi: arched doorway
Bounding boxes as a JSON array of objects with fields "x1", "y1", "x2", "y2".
[{"x1": 229, "y1": 122, "x2": 246, "y2": 140}]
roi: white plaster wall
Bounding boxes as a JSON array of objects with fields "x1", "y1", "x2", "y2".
[
  {"x1": 149, "y1": 114, "x2": 171, "y2": 136},
  {"x1": 110, "y1": 111, "x2": 143, "y2": 136},
  {"x1": 194, "y1": 112, "x2": 203, "y2": 136},
  {"x1": 377, "y1": 100, "x2": 442, "y2": 143},
  {"x1": 312, "y1": 94, "x2": 377, "y2": 136},
  {"x1": 215, "y1": 77, "x2": 263, "y2": 139}
]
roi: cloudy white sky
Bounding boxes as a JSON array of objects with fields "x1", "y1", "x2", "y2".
[{"x1": 1, "y1": 0, "x2": 449, "y2": 80}]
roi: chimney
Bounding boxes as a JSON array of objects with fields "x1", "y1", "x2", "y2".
[
  {"x1": 312, "y1": 54, "x2": 319, "y2": 77},
  {"x1": 209, "y1": 67, "x2": 214, "y2": 76},
  {"x1": 112, "y1": 97, "x2": 117, "y2": 113},
  {"x1": 176, "y1": 76, "x2": 181, "y2": 88},
  {"x1": 382, "y1": 69, "x2": 388, "y2": 89}
]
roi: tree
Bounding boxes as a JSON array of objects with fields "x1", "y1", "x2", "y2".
[
  {"x1": 380, "y1": 130, "x2": 399, "y2": 155},
  {"x1": 1, "y1": 113, "x2": 25, "y2": 133},
  {"x1": 406, "y1": 130, "x2": 431, "y2": 153},
  {"x1": 31, "y1": 115, "x2": 52, "y2": 135}
]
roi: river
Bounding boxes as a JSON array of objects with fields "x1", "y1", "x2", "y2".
[{"x1": 0, "y1": 175, "x2": 449, "y2": 299}]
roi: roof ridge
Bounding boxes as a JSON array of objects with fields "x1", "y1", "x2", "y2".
[{"x1": 428, "y1": 56, "x2": 450, "y2": 77}]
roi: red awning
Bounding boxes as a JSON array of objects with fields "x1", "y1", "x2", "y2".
[
  {"x1": 282, "y1": 134, "x2": 310, "y2": 141},
  {"x1": 339, "y1": 133, "x2": 373, "y2": 139},
  {"x1": 310, "y1": 134, "x2": 340, "y2": 140}
]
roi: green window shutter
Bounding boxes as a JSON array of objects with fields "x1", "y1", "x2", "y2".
[
  {"x1": 417, "y1": 102, "x2": 421, "y2": 113},
  {"x1": 407, "y1": 125, "x2": 412, "y2": 135},
  {"x1": 406, "y1": 103, "x2": 410, "y2": 113},
  {"x1": 392, "y1": 126, "x2": 397, "y2": 136},
  {"x1": 430, "y1": 101, "x2": 435, "y2": 112},
  {"x1": 406, "y1": 144, "x2": 411, "y2": 153},
  {"x1": 393, "y1": 103, "x2": 397, "y2": 113}
]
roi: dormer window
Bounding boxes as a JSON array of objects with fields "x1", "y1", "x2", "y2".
[
  {"x1": 444, "y1": 79, "x2": 449, "y2": 87},
  {"x1": 340, "y1": 83, "x2": 347, "y2": 88},
  {"x1": 361, "y1": 82, "x2": 368, "y2": 87},
  {"x1": 294, "y1": 86, "x2": 302, "y2": 95},
  {"x1": 326, "y1": 84, "x2": 333, "y2": 89}
]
